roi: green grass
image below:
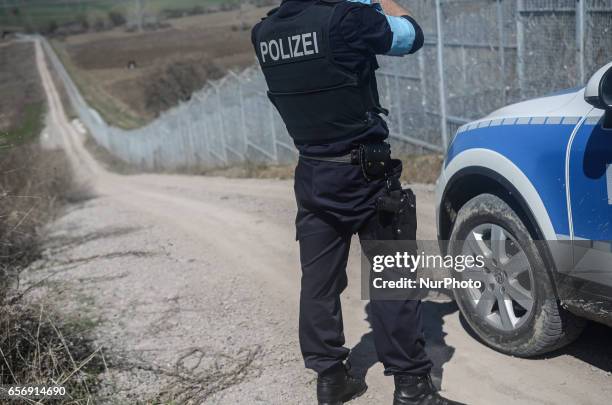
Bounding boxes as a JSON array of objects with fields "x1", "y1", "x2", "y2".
[
  {"x1": 1, "y1": 0, "x2": 122, "y2": 28},
  {"x1": 0, "y1": 102, "x2": 46, "y2": 147},
  {"x1": 0, "y1": 0, "x2": 241, "y2": 30}
]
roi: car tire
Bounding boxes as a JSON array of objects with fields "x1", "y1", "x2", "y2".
[{"x1": 448, "y1": 193, "x2": 585, "y2": 357}]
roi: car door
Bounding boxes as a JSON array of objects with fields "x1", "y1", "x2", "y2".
[{"x1": 568, "y1": 109, "x2": 612, "y2": 289}]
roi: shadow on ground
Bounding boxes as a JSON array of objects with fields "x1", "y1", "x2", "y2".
[
  {"x1": 350, "y1": 291, "x2": 612, "y2": 390},
  {"x1": 45, "y1": 226, "x2": 143, "y2": 255},
  {"x1": 457, "y1": 305, "x2": 612, "y2": 374},
  {"x1": 554, "y1": 321, "x2": 612, "y2": 373},
  {"x1": 348, "y1": 295, "x2": 458, "y2": 390}
]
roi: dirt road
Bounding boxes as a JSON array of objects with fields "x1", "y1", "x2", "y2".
[{"x1": 30, "y1": 38, "x2": 612, "y2": 404}]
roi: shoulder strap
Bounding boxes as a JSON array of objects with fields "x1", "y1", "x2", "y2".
[
  {"x1": 259, "y1": 6, "x2": 279, "y2": 21},
  {"x1": 266, "y1": 6, "x2": 280, "y2": 16}
]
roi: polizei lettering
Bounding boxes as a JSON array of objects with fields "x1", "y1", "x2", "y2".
[{"x1": 259, "y1": 32, "x2": 320, "y2": 63}]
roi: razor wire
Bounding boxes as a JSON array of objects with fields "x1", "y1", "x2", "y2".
[{"x1": 41, "y1": 0, "x2": 612, "y2": 171}]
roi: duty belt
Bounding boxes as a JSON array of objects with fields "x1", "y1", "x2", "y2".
[
  {"x1": 299, "y1": 150, "x2": 359, "y2": 164},
  {"x1": 300, "y1": 142, "x2": 392, "y2": 181}
]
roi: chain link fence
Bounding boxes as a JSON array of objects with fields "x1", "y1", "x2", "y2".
[{"x1": 42, "y1": 0, "x2": 612, "y2": 171}]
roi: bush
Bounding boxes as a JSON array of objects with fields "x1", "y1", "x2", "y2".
[
  {"x1": 76, "y1": 14, "x2": 89, "y2": 31},
  {"x1": 93, "y1": 17, "x2": 107, "y2": 32},
  {"x1": 0, "y1": 300, "x2": 105, "y2": 398},
  {"x1": 0, "y1": 144, "x2": 79, "y2": 272},
  {"x1": 190, "y1": 6, "x2": 205, "y2": 15},
  {"x1": 108, "y1": 11, "x2": 126, "y2": 27},
  {"x1": 144, "y1": 59, "x2": 222, "y2": 115},
  {"x1": 45, "y1": 20, "x2": 59, "y2": 34}
]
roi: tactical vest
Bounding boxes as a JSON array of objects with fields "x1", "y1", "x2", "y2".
[{"x1": 254, "y1": 0, "x2": 386, "y2": 144}]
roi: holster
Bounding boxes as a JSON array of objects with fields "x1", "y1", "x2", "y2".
[
  {"x1": 363, "y1": 158, "x2": 420, "y2": 301},
  {"x1": 377, "y1": 188, "x2": 417, "y2": 241},
  {"x1": 376, "y1": 159, "x2": 418, "y2": 242}
]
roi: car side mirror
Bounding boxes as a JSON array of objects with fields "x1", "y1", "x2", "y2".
[
  {"x1": 585, "y1": 62, "x2": 612, "y2": 110},
  {"x1": 584, "y1": 62, "x2": 612, "y2": 129}
]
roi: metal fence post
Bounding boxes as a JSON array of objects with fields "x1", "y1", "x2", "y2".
[
  {"x1": 384, "y1": 73, "x2": 392, "y2": 128},
  {"x1": 185, "y1": 105, "x2": 197, "y2": 167},
  {"x1": 576, "y1": 0, "x2": 586, "y2": 85},
  {"x1": 460, "y1": 12, "x2": 467, "y2": 92},
  {"x1": 199, "y1": 93, "x2": 211, "y2": 163},
  {"x1": 394, "y1": 74, "x2": 404, "y2": 137},
  {"x1": 497, "y1": 0, "x2": 507, "y2": 105},
  {"x1": 213, "y1": 82, "x2": 229, "y2": 164},
  {"x1": 516, "y1": 0, "x2": 526, "y2": 99},
  {"x1": 236, "y1": 72, "x2": 249, "y2": 157},
  {"x1": 460, "y1": 45, "x2": 467, "y2": 106},
  {"x1": 435, "y1": 0, "x2": 449, "y2": 148},
  {"x1": 268, "y1": 103, "x2": 279, "y2": 164},
  {"x1": 417, "y1": 48, "x2": 427, "y2": 129}
]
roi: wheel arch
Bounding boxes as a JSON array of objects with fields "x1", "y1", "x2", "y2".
[
  {"x1": 438, "y1": 149, "x2": 566, "y2": 285},
  {"x1": 439, "y1": 166, "x2": 545, "y2": 246},
  {"x1": 438, "y1": 149, "x2": 557, "y2": 242}
]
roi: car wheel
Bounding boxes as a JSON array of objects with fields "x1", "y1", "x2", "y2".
[{"x1": 448, "y1": 193, "x2": 585, "y2": 356}]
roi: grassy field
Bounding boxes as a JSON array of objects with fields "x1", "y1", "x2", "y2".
[
  {"x1": 0, "y1": 41, "x2": 46, "y2": 146},
  {"x1": 0, "y1": 0, "x2": 243, "y2": 30},
  {"x1": 51, "y1": 41, "x2": 148, "y2": 128},
  {"x1": 50, "y1": 5, "x2": 266, "y2": 128}
]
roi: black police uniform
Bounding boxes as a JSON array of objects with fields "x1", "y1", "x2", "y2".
[{"x1": 252, "y1": 0, "x2": 432, "y2": 377}]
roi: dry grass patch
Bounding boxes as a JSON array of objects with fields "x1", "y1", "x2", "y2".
[
  {"x1": 400, "y1": 153, "x2": 444, "y2": 184},
  {"x1": 201, "y1": 153, "x2": 443, "y2": 184},
  {"x1": 0, "y1": 141, "x2": 104, "y2": 403},
  {"x1": 0, "y1": 300, "x2": 106, "y2": 402}
]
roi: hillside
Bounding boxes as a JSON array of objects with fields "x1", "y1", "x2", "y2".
[{"x1": 49, "y1": 5, "x2": 270, "y2": 128}]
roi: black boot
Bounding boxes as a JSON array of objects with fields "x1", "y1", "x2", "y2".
[
  {"x1": 317, "y1": 364, "x2": 367, "y2": 405},
  {"x1": 393, "y1": 374, "x2": 466, "y2": 405}
]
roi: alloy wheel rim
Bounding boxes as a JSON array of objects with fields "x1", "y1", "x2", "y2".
[{"x1": 460, "y1": 223, "x2": 535, "y2": 331}]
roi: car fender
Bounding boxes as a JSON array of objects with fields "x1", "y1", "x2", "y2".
[{"x1": 439, "y1": 148, "x2": 557, "y2": 241}]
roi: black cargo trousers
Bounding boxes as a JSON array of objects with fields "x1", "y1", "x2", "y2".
[{"x1": 294, "y1": 156, "x2": 433, "y2": 377}]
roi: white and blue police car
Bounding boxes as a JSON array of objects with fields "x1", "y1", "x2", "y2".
[{"x1": 435, "y1": 62, "x2": 612, "y2": 356}]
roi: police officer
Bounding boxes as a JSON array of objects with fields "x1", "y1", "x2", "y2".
[{"x1": 252, "y1": 1, "x2": 465, "y2": 404}]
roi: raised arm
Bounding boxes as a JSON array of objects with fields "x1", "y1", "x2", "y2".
[
  {"x1": 376, "y1": 0, "x2": 423, "y2": 56},
  {"x1": 343, "y1": 0, "x2": 424, "y2": 57}
]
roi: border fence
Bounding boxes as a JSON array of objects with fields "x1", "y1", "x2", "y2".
[{"x1": 43, "y1": 0, "x2": 612, "y2": 170}]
